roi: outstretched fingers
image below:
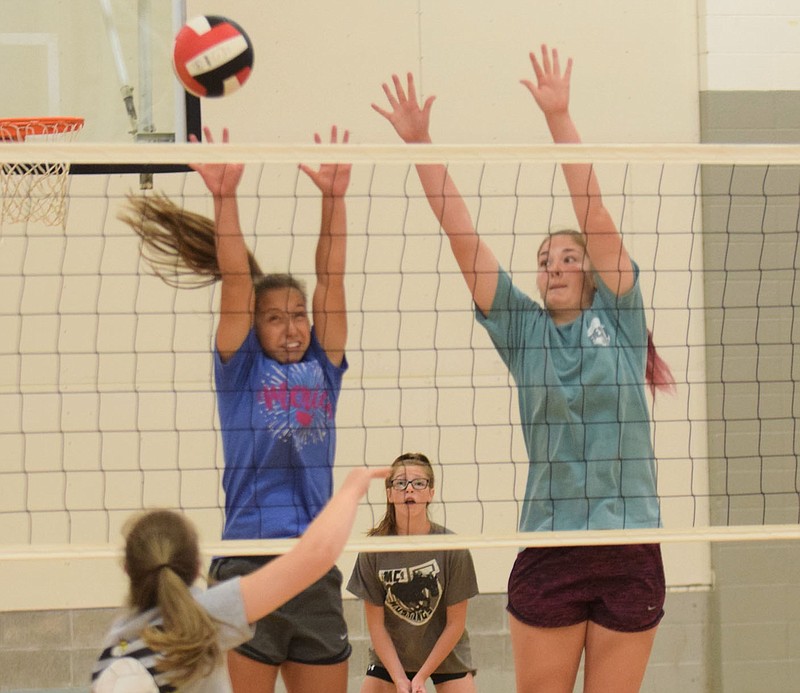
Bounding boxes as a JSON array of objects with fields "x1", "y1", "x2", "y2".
[
  {"x1": 325, "y1": 124, "x2": 349, "y2": 145},
  {"x1": 304, "y1": 125, "x2": 349, "y2": 151},
  {"x1": 521, "y1": 43, "x2": 573, "y2": 115},
  {"x1": 552, "y1": 46, "x2": 572, "y2": 83},
  {"x1": 388, "y1": 73, "x2": 408, "y2": 104},
  {"x1": 189, "y1": 126, "x2": 229, "y2": 145},
  {"x1": 373, "y1": 72, "x2": 435, "y2": 144},
  {"x1": 298, "y1": 126, "x2": 352, "y2": 195},
  {"x1": 188, "y1": 127, "x2": 242, "y2": 194},
  {"x1": 396, "y1": 72, "x2": 412, "y2": 103},
  {"x1": 540, "y1": 43, "x2": 553, "y2": 76},
  {"x1": 526, "y1": 48, "x2": 544, "y2": 86},
  {"x1": 373, "y1": 72, "x2": 416, "y2": 111},
  {"x1": 526, "y1": 44, "x2": 570, "y2": 83},
  {"x1": 370, "y1": 101, "x2": 391, "y2": 120},
  {"x1": 372, "y1": 75, "x2": 402, "y2": 119}
]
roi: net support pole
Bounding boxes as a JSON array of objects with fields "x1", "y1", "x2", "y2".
[
  {"x1": 137, "y1": 0, "x2": 154, "y2": 137},
  {"x1": 171, "y1": 0, "x2": 187, "y2": 143},
  {"x1": 137, "y1": 0, "x2": 155, "y2": 189},
  {"x1": 97, "y1": 0, "x2": 138, "y2": 135}
]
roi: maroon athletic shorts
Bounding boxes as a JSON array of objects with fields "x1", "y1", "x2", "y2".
[{"x1": 507, "y1": 544, "x2": 665, "y2": 633}]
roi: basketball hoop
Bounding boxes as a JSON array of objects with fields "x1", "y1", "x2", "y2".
[{"x1": 0, "y1": 117, "x2": 85, "y2": 227}]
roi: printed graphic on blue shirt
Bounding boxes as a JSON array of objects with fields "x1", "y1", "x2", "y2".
[
  {"x1": 258, "y1": 360, "x2": 333, "y2": 446},
  {"x1": 379, "y1": 559, "x2": 442, "y2": 626}
]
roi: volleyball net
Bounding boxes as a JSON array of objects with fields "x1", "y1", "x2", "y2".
[{"x1": 1, "y1": 141, "x2": 800, "y2": 606}]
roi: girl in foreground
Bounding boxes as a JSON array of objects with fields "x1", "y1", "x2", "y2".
[
  {"x1": 373, "y1": 46, "x2": 674, "y2": 692},
  {"x1": 119, "y1": 126, "x2": 354, "y2": 692},
  {"x1": 348, "y1": 453, "x2": 478, "y2": 693},
  {"x1": 91, "y1": 466, "x2": 389, "y2": 693}
]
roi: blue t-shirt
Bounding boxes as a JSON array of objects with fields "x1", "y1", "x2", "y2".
[
  {"x1": 476, "y1": 265, "x2": 660, "y2": 531},
  {"x1": 214, "y1": 327, "x2": 347, "y2": 540}
]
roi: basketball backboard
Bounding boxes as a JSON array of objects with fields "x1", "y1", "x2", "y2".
[{"x1": 1, "y1": 0, "x2": 200, "y2": 172}]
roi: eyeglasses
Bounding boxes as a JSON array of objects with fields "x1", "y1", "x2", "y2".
[{"x1": 389, "y1": 478, "x2": 430, "y2": 491}]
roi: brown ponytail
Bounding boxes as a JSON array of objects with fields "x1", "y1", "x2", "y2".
[
  {"x1": 646, "y1": 330, "x2": 676, "y2": 397},
  {"x1": 119, "y1": 194, "x2": 262, "y2": 287},
  {"x1": 123, "y1": 509, "x2": 221, "y2": 688}
]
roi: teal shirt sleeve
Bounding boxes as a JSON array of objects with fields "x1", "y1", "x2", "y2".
[{"x1": 474, "y1": 267, "x2": 545, "y2": 375}]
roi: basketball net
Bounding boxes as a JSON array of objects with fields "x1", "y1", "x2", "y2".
[{"x1": 0, "y1": 117, "x2": 85, "y2": 227}]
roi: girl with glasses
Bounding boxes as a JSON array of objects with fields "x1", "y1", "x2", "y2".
[{"x1": 347, "y1": 453, "x2": 479, "y2": 693}]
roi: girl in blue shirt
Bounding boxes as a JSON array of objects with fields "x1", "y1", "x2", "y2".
[{"x1": 121, "y1": 125, "x2": 353, "y2": 693}]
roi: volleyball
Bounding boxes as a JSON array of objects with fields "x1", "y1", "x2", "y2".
[
  {"x1": 172, "y1": 15, "x2": 254, "y2": 98},
  {"x1": 92, "y1": 658, "x2": 158, "y2": 693}
]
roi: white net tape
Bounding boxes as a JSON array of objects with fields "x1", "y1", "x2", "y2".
[
  {"x1": 1, "y1": 141, "x2": 800, "y2": 166},
  {"x1": 0, "y1": 118, "x2": 84, "y2": 227}
]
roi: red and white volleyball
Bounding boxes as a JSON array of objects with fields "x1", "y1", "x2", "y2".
[{"x1": 172, "y1": 15, "x2": 254, "y2": 98}]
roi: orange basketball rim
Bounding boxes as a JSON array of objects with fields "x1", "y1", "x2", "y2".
[{"x1": 0, "y1": 116, "x2": 84, "y2": 141}]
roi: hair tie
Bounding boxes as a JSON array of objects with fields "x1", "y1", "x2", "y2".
[{"x1": 152, "y1": 563, "x2": 172, "y2": 574}]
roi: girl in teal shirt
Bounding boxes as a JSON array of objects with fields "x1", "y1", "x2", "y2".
[{"x1": 373, "y1": 44, "x2": 674, "y2": 693}]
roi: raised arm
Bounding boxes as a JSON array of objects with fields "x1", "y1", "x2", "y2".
[
  {"x1": 299, "y1": 126, "x2": 351, "y2": 367},
  {"x1": 373, "y1": 73, "x2": 499, "y2": 316},
  {"x1": 522, "y1": 45, "x2": 634, "y2": 296},
  {"x1": 239, "y1": 466, "x2": 389, "y2": 624},
  {"x1": 190, "y1": 127, "x2": 252, "y2": 360}
]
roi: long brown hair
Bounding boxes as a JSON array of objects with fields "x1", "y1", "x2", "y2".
[
  {"x1": 123, "y1": 509, "x2": 221, "y2": 688},
  {"x1": 120, "y1": 194, "x2": 310, "y2": 313},
  {"x1": 368, "y1": 453, "x2": 435, "y2": 537},
  {"x1": 540, "y1": 230, "x2": 675, "y2": 397},
  {"x1": 119, "y1": 193, "x2": 262, "y2": 288}
]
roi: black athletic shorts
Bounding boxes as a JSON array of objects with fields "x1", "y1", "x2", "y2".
[
  {"x1": 209, "y1": 555, "x2": 351, "y2": 666},
  {"x1": 366, "y1": 664, "x2": 470, "y2": 685}
]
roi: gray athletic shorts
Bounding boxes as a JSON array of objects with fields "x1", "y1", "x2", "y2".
[{"x1": 209, "y1": 555, "x2": 351, "y2": 666}]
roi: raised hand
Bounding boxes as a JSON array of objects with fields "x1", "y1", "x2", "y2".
[
  {"x1": 299, "y1": 125, "x2": 352, "y2": 198},
  {"x1": 340, "y1": 466, "x2": 391, "y2": 498},
  {"x1": 521, "y1": 44, "x2": 572, "y2": 118},
  {"x1": 189, "y1": 126, "x2": 244, "y2": 197},
  {"x1": 372, "y1": 73, "x2": 436, "y2": 144}
]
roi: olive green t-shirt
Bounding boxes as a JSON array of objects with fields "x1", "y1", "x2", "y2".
[{"x1": 347, "y1": 523, "x2": 478, "y2": 674}]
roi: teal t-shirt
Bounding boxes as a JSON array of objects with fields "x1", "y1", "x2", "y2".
[{"x1": 476, "y1": 265, "x2": 660, "y2": 531}]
